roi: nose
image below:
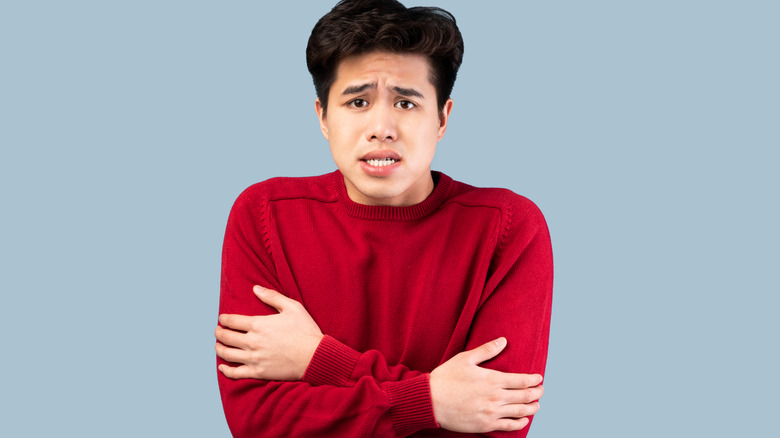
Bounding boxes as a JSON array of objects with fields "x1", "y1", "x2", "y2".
[{"x1": 366, "y1": 104, "x2": 397, "y2": 143}]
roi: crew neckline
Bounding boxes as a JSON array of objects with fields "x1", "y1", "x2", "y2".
[{"x1": 331, "y1": 170, "x2": 453, "y2": 220}]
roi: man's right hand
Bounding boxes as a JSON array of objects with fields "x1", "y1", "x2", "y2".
[{"x1": 429, "y1": 337, "x2": 544, "y2": 433}]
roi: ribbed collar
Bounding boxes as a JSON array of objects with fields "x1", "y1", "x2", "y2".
[{"x1": 331, "y1": 170, "x2": 453, "y2": 221}]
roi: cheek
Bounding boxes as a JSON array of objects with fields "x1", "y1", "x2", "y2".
[
  {"x1": 406, "y1": 120, "x2": 440, "y2": 148},
  {"x1": 327, "y1": 115, "x2": 361, "y2": 144},
  {"x1": 327, "y1": 124, "x2": 359, "y2": 163}
]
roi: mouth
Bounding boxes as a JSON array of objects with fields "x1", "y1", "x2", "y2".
[
  {"x1": 361, "y1": 150, "x2": 401, "y2": 164},
  {"x1": 359, "y1": 151, "x2": 402, "y2": 176},
  {"x1": 364, "y1": 158, "x2": 398, "y2": 167}
]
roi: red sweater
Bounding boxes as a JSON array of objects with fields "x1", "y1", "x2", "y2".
[{"x1": 218, "y1": 170, "x2": 553, "y2": 438}]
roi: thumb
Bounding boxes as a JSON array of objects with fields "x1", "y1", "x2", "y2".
[
  {"x1": 464, "y1": 337, "x2": 507, "y2": 365},
  {"x1": 253, "y1": 285, "x2": 290, "y2": 312}
]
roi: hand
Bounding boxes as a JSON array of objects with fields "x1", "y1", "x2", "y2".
[
  {"x1": 429, "y1": 337, "x2": 544, "y2": 433},
  {"x1": 215, "y1": 285, "x2": 324, "y2": 381}
]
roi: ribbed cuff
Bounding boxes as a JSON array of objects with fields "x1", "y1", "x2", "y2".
[
  {"x1": 384, "y1": 374, "x2": 439, "y2": 437},
  {"x1": 301, "y1": 335, "x2": 360, "y2": 387}
]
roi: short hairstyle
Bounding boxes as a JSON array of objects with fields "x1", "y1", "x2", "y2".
[{"x1": 306, "y1": 0, "x2": 464, "y2": 116}]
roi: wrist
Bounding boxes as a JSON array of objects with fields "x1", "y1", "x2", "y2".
[{"x1": 296, "y1": 332, "x2": 325, "y2": 379}]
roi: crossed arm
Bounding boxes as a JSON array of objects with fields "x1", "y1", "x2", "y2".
[{"x1": 215, "y1": 285, "x2": 544, "y2": 435}]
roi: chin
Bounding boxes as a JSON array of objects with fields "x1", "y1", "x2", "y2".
[
  {"x1": 351, "y1": 178, "x2": 409, "y2": 204},
  {"x1": 359, "y1": 184, "x2": 404, "y2": 200}
]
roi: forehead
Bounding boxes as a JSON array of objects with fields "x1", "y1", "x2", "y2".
[{"x1": 332, "y1": 51, "x2": 433, "y2": 92}]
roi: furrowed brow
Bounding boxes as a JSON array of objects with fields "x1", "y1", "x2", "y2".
[
  {"x1": 392, "y1": 86, "x2": 424, "y2": 99},
  {"x1": 342, "y1": 83, "x2": 376, "y2": 95}
]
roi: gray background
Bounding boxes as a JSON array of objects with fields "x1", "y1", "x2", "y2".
[{"x1": 2, "y1": 1, "x2": 777, "y2": 436}]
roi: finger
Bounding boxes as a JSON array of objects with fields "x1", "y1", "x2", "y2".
[
  {"x1": 500, "y1": 373, "x2": 543, "y2": 390},
  {"x1": 497, "y1": 401, "x2": 540, "y2": 419},
  {"x1": 503, "y1": 385, "x2": 545, "y2": 404},
  {"x1": 464, "y1": 337, "x2": 507, "y2": 365},
  {"x1": 218, "y1": 364, "x2": 258, "y2": 380},
  {"x1": 492, "y1": 417, "x2": 530, "y2": 432},
  {"x1": 215, "y1": 342, "x2": 251, "y2": 364},
  {"x1": 253, "y1": 285, "x2": 295, "y2": 312},
  {"x1": 218, "y1": 314, "x2": 254, "y2": 332},
  {"x1": 214, "y1": 326, "x2": 250, "y2": 349}
]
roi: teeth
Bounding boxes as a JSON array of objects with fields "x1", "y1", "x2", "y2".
[{"x1": 366, "y1": 158, "x2": 397, "y2": 167}]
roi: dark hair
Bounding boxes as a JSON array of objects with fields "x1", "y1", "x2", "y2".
[{"x1": 306, "y1": 0, "x2": 464, "y2": 116}]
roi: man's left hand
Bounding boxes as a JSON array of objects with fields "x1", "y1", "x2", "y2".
[{"x1": 215, "y1": 285, "x2": 324, "y2": 381}]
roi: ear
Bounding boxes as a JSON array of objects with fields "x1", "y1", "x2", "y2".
[
  {"x1": 437, "y1": 99, "x2": 454, "y2": 142},
  {"x1": 315, "y1": 98, "x2": 329, "y2": 141}
]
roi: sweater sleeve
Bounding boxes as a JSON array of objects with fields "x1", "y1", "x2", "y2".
[
  {"x1": 218, "y1": 190, "x2": 438, "y2": 438},
  {"x1": 459, "y1": 199, "x2": 554, "y2": 438},
  {"x1": 302, "y1": 335, "x2": 427, "y2": 387}
]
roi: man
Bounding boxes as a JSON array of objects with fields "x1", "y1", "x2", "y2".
[{"x1": 214, "y1": 1, "x2": 553, "y2": 436}]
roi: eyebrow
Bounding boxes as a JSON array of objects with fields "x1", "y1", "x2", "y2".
[
  {"x1": 341, "y1": 82, "x2": 425, "y2": 99},
  {"x1": 392, "y1": 86, "x2": 424, "y2": 99},
  {"x1": 342, "y1": 83, "x2": 376, "y2": 95}
]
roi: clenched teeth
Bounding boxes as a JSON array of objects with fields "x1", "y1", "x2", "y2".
[{"x1": 365, "y1": 158, "x2": 397, "y2": 167}]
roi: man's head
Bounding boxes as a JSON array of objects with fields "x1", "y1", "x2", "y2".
[
  {"x1": 306, "y1": 0, "x2": 464, "y2": 118},
  {"x1": 307, "y1": 0, "x2": 464, "y2": 207}
]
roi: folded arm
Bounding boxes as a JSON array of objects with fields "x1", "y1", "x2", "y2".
[{"x1": 217, "y1": 285, "x2": 544, "y2": 435}]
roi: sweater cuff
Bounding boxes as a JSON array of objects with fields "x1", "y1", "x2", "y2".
[
  {"x1": 301, "y1": 335, "x2": 360, "y2": 387},
  {"x1": 384, "y1": 374, "x2": 439, "y2": 437}
]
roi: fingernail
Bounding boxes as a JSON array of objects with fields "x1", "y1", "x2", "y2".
[{"x1": 253, "y1": 285, "x2": 265, "y2": 294}]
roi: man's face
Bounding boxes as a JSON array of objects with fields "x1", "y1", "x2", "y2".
[{"x1": 316, "y1": 51, "x2": 453, "y2": 206}]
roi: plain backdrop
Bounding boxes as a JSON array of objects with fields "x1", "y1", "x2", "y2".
[{"x1": 1, "y1": 1, "x2": 778, "y2": 436}]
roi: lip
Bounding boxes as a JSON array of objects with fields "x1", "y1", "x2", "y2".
[
  {"x1": 360, "y1": 150, "x2": 402, "y2": 161},
  {"x1": 359, "y1": 150, "x2": 402, "y2": 177}
]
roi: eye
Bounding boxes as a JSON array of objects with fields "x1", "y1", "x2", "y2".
[
  {"x1": 395, "y1": 100, "x2": 416, "y2": 110},
  {"x1": 348, "y1": 98, "x2": 368, "y2": 108}
]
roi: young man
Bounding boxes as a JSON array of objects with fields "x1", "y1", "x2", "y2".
[{"x1": 214, "y1": 1, "x2": 553, "y2": 436}]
